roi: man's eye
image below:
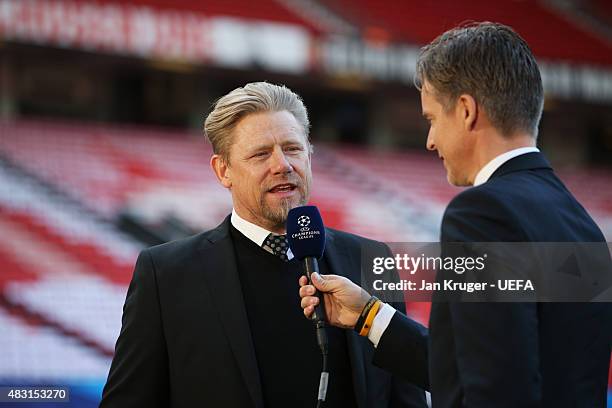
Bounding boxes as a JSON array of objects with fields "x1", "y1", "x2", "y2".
[
  {"x1": 285, "y1": 146, "x2": 303, "y2": 152},
  {"x1": 252, "y1": 152, "x2": 268, "y2": 158}
]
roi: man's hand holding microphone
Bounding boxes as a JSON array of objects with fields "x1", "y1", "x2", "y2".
[{"x1": 299, "y1": 273, "x2": 373, "y2": 330}]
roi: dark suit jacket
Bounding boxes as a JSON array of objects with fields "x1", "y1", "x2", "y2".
[
  {"x1": 373, "y1": 152, "x2": 612, "y2": 407},
  {"x1": 100, "y1": 216, "x2": 427, "y2": 408}
]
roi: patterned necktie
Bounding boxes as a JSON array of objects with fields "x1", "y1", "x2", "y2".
[{"x1": 263, "y1": 233, "x2": 289, "y2": 262}]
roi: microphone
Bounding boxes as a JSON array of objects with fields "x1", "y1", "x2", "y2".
[
  {"x1": 286, "y1": 206, "x2": 326, "y2": 322},
  {"x1": 286, "y1": 205, "x2": 329, "y2": 407}
]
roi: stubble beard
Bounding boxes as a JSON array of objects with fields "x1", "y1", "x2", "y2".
[{"x1": 259, "y1": 180, "x2": 310, "y2": 231}]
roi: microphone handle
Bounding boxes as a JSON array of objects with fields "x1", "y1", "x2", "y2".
[{"x1": 304, "y1": 257, "x2": 326, "y2": 323}]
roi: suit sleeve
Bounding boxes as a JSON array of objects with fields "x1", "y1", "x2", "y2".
[
  {"x1": 375, "y1": 311, "x2": 430, "y2": 392},
  {"x1": 372, "y1": 243, "x2": 430, "y2": 394},
  {"x1": 99, "y1": 249, "x2": 170, "y2": 408},
  {"x1": 440, "y1": 189, "x2": 541, "y2": 408}
]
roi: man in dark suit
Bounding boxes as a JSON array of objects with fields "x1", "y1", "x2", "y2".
[
  {"x1": 100, "y1": 82, "x2": 427, "y2": 408},
  {"x1": 299, "y1": 23, "x2": 612, "y2": 407}
]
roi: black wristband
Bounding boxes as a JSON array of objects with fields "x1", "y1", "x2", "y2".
[{"x1": 354, "y1": 296, "x2": 379, "y2": 334}]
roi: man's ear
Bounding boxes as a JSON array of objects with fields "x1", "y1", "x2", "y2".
[
  {"x1": 458, "y1": 94, "x2": 478, "y2": 131},
  {"x1": 211, "y1": 154, "x2": 232, "y2": 189}
]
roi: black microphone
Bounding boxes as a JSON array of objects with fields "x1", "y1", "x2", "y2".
[
  {"x1": 286, "y1": 205, "x2": 329, "y2": 406},
  {"x1": 286, "y1": 206, "x2": 327, "y2": 326}
]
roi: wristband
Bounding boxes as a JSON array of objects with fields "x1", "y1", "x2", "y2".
[
  {"x1": 359, "y1": 300, "x2": 381, "y2": 337},
  {"x1": 354, "y1": 296, "x2": 379, "y2": 334}
]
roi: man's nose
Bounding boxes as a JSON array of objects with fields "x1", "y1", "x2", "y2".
[
  {"x1": 426, "y1": 132, "x2": 436, "y2": 151},
  {"x1": 270, "y1": 148, "x2": 293, "y2": 174}
]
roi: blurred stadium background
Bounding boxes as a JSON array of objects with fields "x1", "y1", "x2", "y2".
[{"x1": 0, "y1": 0, "x2": 611, "y2": 406}]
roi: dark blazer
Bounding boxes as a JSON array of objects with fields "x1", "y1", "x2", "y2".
[
  {"x1": 100, "y1": 216, "x2": 427, "y2": 408},
  {"x1": 373, "y1": 152, "x2": 612, "y2": 407}
]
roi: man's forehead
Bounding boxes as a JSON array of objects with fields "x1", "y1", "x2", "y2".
[
  {"x1": 420, "y1": 84, "x2": 435, "y2": 112},
  {"x1": 420, "y1": 80, "x2": 437, "y2": 97},
  {"x1": 238, "y1": 111, "x2": 301, "y2": 132},
  {"x1": 231, "y1": 111, "x2": 307, "y2": 148},
  {"x1": 420, "y1": 81, "x2": 447, "y2": 114}
]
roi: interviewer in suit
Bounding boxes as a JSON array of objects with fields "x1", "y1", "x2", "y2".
[
  {"x1": 100, "y1": 82, "x2": 426, "y2": 408},
  {"x1": 299, "y1": 23, "x2": 612, "y2": 407}
]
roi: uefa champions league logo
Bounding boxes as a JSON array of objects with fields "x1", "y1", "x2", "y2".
[
  {"x1": 290, "y1": 214, "x2": 321, "y2": 239},
  {"x1": 297, "y1": 215, "x2": 310, "y2": 227},
  {"x1": 298, "y1": 215, "x2": 311, "y2": 231}
]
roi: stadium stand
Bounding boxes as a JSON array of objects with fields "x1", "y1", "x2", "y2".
[
  {"x1": 0, "y1": 119, "x2": 440, "y2": 241},
  {"x1": 0, "y1": 169, "x2": 137, "y2": 354},
  {"x1": 1, "y1": 118, "x2": 611, "y2": 243},
  {"x1": 0, "y1": 308, "x2": 111, "y2": 380},
  {"x1": 95, "y1": 0, "x2": 326, "y2": 33},
  {"x1": 326, "y1": 0, "x2": 612, "y2": 66}
]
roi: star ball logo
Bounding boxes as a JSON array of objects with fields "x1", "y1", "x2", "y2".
[
  {"x1": 297, "y1": 215, "x2": 310, "y2": 232},
  {"x1": 297, "y1": 215, "x2": 310, "y2": 227}
]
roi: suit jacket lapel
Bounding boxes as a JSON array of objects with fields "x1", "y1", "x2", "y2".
[
  {"x1": 324, "y1": 229, "x2": 368, "y2": 408},
  {"x1": 199, "y1": 216, "x2": 264, "y2": 408}
]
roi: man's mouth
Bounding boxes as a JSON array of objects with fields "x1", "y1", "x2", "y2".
[{"x1": 268, "y1": 183, "x2": 297, "y2": 194}]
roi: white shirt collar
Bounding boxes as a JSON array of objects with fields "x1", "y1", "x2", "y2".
[
  {"x1": 230, "y1": 209, "x2": 294, "y2": 260},
  {"x1": 473, "y1": 147, "x2": 540, "y2": 186}
]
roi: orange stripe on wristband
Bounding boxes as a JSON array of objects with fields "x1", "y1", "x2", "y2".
[{"x1": 359, "y1": 300, "x2": 381, "y2": 337}]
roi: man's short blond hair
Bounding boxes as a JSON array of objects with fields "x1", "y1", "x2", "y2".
[{"x1": 204, "y1": 82, "x2": 310, "y2": 162}]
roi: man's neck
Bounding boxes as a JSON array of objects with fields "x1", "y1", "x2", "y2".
[{"x1": 471, "y1": 133, "x2": 536, "y2": 184}]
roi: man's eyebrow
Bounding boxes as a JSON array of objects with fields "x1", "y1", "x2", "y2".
[
  {"x1": 251, "y1": 139, "x2": 304, "y2": 148},
  {"x1": 247, "y1": 143, "x2": 273, "y2": 152},
  {"x1": 281, "y1": 140, "x2": 305, "y2": 146}
]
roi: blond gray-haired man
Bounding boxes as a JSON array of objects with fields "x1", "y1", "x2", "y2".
[{"x1": 100, "y1": 82, "x2": 427, "y2": 408}]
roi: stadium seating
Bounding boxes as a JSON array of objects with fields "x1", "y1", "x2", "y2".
[
  {"x1": 0, "y1": 120, "x2": 440, "y2": 241},
  {"x1": 1, "y1": 118, "x2": 611, "y2": 243},
  {"x1": 73, "y1": 0, "x2": 612, "y2": 67},
  {"x1": 95, "y1": 0, "x2": 326, "y2": 33},
  {"x1": 327, "y1": 0, "x2": 612, "y2": 66},
  {"x1": 0, "y1": 308, "x2": 111, "y2": 380},
  {"x1": 335, "y1": 143, "x2": 612, "y2": 239}
]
